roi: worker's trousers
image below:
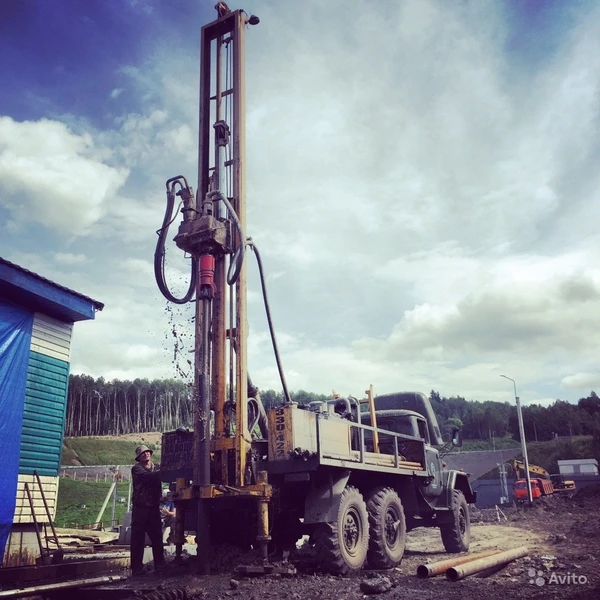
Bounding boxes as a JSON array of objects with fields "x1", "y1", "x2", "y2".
[{"x1": 130, "y1": 505, "x2": 165, "y2": 573}]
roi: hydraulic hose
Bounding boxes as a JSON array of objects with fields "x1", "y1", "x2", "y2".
[
  {"x1": 155, "y1": 177, "x2": 197, "y2": 304},
  {"x1": 208, "y1": 190, "x2": 245, "y2": 285},
  {"x1": 247, "y1": 398, "x2": 261, "y2": 436},
  {"x1": 247, "y1": 239, "x2": 292, "y2": 405}
]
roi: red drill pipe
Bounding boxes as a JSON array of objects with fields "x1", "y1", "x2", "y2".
[{"x1": 199, "y1": 254, "x2": 215, "y2": 295}]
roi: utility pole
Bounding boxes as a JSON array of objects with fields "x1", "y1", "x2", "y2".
[
  {"x1": 498, "y1": 462, "x2": 509, "y2": 504},
  {"x1": 500, "y1": 375, "x2": 533, "y2": 505}
]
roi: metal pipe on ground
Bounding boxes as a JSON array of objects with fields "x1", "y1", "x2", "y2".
[
  {"x1": 446, "y1": 546, "x2": 529, "y2": 581},
  {"x1": 0, "y1": 575, "x2": 127, "y2": 598},
  {"x1": 416, "y1": 548, "x2": 504, "y2": 578}
]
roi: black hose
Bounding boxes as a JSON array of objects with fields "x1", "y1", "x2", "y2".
[
  {"x1": 208, "y1": 190, "x2": 245, "y2": 285},
  {"x1": 248, "y1": 239, "x2": 292, "y2": 405},
  {"x1": 155, "y1": 178, "x2": 196, "y2": 304},
  {"x1": 247, "y1": 376, "x2": 269, "y2": 438},
  {"x1": 247, "y1": 398, "x2": 261, "y2": 437}
]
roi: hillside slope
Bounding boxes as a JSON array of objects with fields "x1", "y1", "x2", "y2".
[{"x1": 62, "y1": 433, "x2": 162, "y2": 466}]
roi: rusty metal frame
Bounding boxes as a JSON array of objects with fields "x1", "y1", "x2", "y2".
[
  {"x1": 184, "y1": 8, "x2": 258, "y2": 574},
  {"x1": 231, "y1": 7, "x2": 250, "y2": 492},
  {"x1": 196, "y1": 9, "x2": 249, "y2": 490}
]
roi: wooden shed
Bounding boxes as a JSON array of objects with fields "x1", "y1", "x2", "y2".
[{"x1": 0, "y1": 257, "x2": 104, "y2": 567}]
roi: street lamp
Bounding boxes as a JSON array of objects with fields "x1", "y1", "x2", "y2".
[{"x1": 500, "y1": 375, "x2": 533, "y2": 505}]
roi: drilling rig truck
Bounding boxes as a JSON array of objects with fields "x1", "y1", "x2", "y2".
[{"x1": 155, "y1": 5, "x2": 476, "y2": 576}]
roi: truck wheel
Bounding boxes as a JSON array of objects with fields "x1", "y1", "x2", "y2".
[
  {"x1": 312, "y1": 486, "x2": 369, "y2": 575},
  {"x1": 366, "y1": 487, "x2": 406, "y2": 569},
  {"x1": 440, "y1": 490, "x2": 470, "y2": 553}
]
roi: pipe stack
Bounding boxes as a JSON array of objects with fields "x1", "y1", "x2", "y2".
[{"x1": 416, "y1": 546, "x2": 529, "y2": 581}]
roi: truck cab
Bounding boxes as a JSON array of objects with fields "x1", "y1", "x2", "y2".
[
  {"x1": 550, "y1": 473, "x2": 576, "y2": 491},
  {"x1": 514, "y1": 479, "x2": 541, "y2": 501},
  {"x1": 514, "y1": 477, "x2": 554, "y2": 501},
  {"x1": 361, "y1": 409, "x2": 444, "y2": 499}
]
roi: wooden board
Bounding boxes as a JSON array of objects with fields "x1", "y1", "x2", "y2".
[{"x1": 12, "y1": 474, "x2": 58, "y2": 524}]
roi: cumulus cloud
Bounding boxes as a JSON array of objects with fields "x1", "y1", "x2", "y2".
[
  {"x1": 351, "y1": 260, "x2": 600, "y2": 402},
  {"x1": 0, "y1": 117, "x2": 129, "y2": 235},
  {"x1": 69, "y1": 273, "x2": 195, "y2": 381},
  {"x1": 54, "y1": 252, "x2": 87, "y2": 265},
  {"x1": 241, "y1": 0, "x2": 600, "y2": 402},
  {"x1": 561, "y1": 373, "x2": 600, "y2": 391},
  {"x1": 4, "y1": 0, "x2": 600, "y2": 406}
]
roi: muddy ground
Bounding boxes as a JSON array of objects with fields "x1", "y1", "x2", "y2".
[{"x1": 102, "y1": 485, "x2": 600, "y2": 600}]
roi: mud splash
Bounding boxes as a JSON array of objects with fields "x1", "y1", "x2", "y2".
[{"x1": 163, "y1": 302, "x2": 195, "y2": 384}]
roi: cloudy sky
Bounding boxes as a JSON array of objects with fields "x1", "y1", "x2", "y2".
[{"x1": 1, "y1": 0, "x2": 599, "y2": 407}]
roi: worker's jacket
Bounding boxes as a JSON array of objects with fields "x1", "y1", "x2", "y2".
[{"x1": 131, "y1": 462, "x2": 162, "y2": 508}]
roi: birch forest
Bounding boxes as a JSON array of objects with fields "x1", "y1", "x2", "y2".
[
  {"x1": 64, "y1": 374, "x2": 600, "y2": 444},
  {"x1": 65, "y1": 374, "x2": 194, "y2": 436}
]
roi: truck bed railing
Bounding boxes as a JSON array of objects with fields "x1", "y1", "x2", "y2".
[{"x1": 315, "y1": 415, "x2": 426, "y2": 473}]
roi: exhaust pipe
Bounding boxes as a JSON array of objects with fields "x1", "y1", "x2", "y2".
[
  {"x1": 446, "y1": 546, "x2": 529, "y2": 581},
  {"x1": 417, "y1": 548, "x2": 503, "y2": 578}
]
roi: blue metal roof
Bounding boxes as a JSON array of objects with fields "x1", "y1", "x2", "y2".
[{"x1": 0, "y1": 257, "x2": 104, "y2": 322}]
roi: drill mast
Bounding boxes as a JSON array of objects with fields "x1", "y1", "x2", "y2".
[
  {"x1": 158, "y1": 6, "x2": 266, "y2": 574},
  {"x1": 193, "y1": 6, "x2": 249, "y2": 492}
]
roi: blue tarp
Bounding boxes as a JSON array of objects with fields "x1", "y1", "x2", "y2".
[{"x1": 0, "y1": 301, "x2": 33, "y2": 566}]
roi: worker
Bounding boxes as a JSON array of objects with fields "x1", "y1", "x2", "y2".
[
  {"x1": 160, "y1": 489, "x2": 176, "y2": 544},
  {"x1": 130, "y1": 445, "x2": 165, "y2": 575}
]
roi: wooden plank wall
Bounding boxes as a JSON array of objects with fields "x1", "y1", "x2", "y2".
[
  {"x1": 31, "y1": 313, "x2": 72, "y2": 362},
  {"x1": 12, "y1": 474, "x2": 58, "y2": 524},
  {"x1": 19, "y1": 312, "x2": 72, "y2": 479}
]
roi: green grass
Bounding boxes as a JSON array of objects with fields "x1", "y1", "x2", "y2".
[
  {"x1": 525, "y1": 436, "x2": 593, "y2": 473},
  {"x1": 56, "y1": 478, "x2": 131, "y2": 529},
  {"x1": 56, "y1": 434, "x2": 594, "y2": 524},
  {"x1": 61, "y1": 440, "x2": 80, "y2": 466},
  {"x1": 62, "y1": 437, "x2": 161, "y2": 466},
  {"x1": 58, "y1": 436, "x2": 162, "y2": 529},
  {"x1": 460, "y1": 437, "x2": 522, "y2": 452}
]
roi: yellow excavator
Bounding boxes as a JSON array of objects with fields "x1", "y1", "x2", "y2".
[
  {"x1": 511, "y1": 459, "x2": 550, "y2": 479},
  {"x1": 550, "y1": 473, "x2": 576, "y2": 492},
  {"x1": 511, "y1": 460, "x2": 575, "y2": 493}
]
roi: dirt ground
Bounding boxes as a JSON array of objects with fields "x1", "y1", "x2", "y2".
[{"x1": 98, "y1": 485, "x2": 600, "y2": 600}]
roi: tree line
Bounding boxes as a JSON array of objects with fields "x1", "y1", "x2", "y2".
[
  {"x1": 429, "y1": 390, "x2": 600, "y2": 442},
  {"x1": 64, "y1": 374, "x2": 600, "y2": 443},
  {"x1": 65, "y1": 375, "x2": 194, "y2": 436}
]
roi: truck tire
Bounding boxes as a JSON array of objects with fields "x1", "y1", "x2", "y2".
[
  {"x1": 440, "y1": 489, "x2": 470, "y2": 553},
  {"x1": 312, "y1": 485, "x2": 369, "y2": 575},
  {"x1": 366, "y1": 487, "x2": 406, "y2": 569}
]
